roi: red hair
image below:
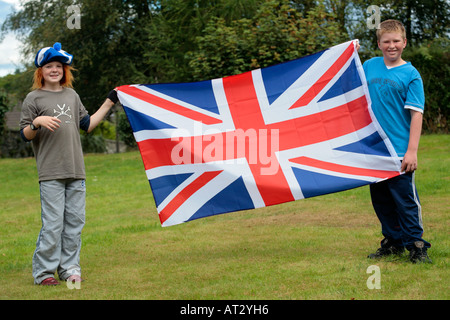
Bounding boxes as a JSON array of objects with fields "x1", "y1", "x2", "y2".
[{"x1": 32, "y1": 64, "x2": 75, "y2": 90}]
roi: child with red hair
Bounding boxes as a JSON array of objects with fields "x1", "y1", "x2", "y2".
[{"x1": 20, "y1": 42, "x2": 119, "y2": 285}]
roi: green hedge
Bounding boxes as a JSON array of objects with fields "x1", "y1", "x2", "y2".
[{"x1": 402, "y1": 40, "x2": 449, "y2": 133}]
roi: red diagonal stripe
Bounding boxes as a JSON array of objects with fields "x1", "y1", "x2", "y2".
[
  {"x1": 272, "y1": 95, "x2": 372, "y2": 150},
  {"x1": 289, "y1": 156, "x2": 399, "y2": 179},
  {"x1": 289, "y1": 42, "x2": 355, "y2": 109},
  {"x1": 159, "y1": 170, "x2": 223, "y2": 225},
  {"x1": 118, "y1": 85, "x2": 222, "y2": 125}
]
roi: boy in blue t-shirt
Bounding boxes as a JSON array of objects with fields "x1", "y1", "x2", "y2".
[{"x1": 362, "y1": 20, "x2": 431, "y2": 263}]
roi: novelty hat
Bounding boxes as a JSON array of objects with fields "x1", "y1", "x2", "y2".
[{"x1": 34, "y1": 42, "x2": 73, "y2": 67}]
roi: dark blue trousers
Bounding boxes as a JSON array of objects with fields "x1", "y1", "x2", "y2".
[{"x1": 370, "y1": 171, "x2": 430, "y2": 250}]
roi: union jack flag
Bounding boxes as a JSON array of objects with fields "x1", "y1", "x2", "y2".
[{"x1": 117, "y1": 40, "x2": 401, "y2": 227}]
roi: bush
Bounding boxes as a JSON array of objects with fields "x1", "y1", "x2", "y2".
[
  {"x1": 187, "y1": 0, "x2": 347, "y2": 80},
  {"x1": 81, "y1": 134, "x2": 107, "y2": 154},
  {"x1": 117, "y1": 111, "x2": 136, "y2": 148},
  {"x1": 402, "y1": 39, "x2": 449, "y2": 133}
]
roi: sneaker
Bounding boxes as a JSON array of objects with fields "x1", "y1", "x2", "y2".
[
  {"x1": 40, "y1": 277, "x2": 60, "y2": 286},
  {"x1": 409, "y1": 241, "x2": 432, "y2": 263},
  {"x1": 368, "y1": 238, "x2": 405, "y2": 259},
  {"x1": 66, "y1": 274, "x2": 83, "y2": 283}
]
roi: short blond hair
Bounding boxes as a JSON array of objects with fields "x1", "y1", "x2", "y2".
[{"x1": 376, "y1": 19, "x2": 406, "y2": 40}]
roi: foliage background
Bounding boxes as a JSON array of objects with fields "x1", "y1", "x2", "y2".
[{"x1": 0, "y1": 1, "x2": 447, "y2": 300}]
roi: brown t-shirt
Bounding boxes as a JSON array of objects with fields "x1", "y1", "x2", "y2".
[{"x1": 20, "y1": 88, "x2": 89, "y2": 181}]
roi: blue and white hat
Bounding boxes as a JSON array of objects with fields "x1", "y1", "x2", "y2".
[{"x1": 34, "y1": 42, "x2": 73, "y2": 67}]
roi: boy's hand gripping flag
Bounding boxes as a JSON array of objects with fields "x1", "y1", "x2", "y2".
[{"x1": 117, "y1": 40, "x2": 401, "y2": 227}]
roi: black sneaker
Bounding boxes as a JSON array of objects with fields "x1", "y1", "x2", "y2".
[
  {"x1": 409, "y1": 241, "x2": 432, "y2": 263},
  {"x1": 368, "y1": 238, "x2": 405, "y2": 259}
]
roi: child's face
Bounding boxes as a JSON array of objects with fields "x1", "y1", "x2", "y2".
[
  {"x1": 377, "y1": 32, "x2": 407, "y2": 64},
  {"x1": 42, "y1": 61, "x2": 64, "y2": 86}
]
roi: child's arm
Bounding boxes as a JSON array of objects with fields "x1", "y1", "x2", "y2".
[
  {"x1": 86, "y1": 90, "x2": 118, "y2": 133},
  {"x1": 401, "y1": 110, "x2": 423, "y2": 173},
  {"x1": 86, "y1": 99, "x2": 115, "y2": 133}
]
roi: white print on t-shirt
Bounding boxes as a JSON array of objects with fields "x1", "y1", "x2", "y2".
[{"x1": 53, "y1": 104, "x2": 73, "y2": 124}]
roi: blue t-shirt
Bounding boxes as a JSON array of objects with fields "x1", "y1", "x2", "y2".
[{"x1": 363, "y1": 57, "x2": 425, "y2": 157}]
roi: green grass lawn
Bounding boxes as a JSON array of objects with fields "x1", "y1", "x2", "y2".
[{"x1": 0, "y1": 134, "x2": 448, "y2": 300}]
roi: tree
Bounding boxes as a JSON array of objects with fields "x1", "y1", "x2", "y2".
[
  {"x1": 142, "y1": 0, "x2": 262, "y2": 82},
  {"x1": 0, "y1": 90, "x2": 8, "y2": 135},
  {"x1": 1, "y1": 0, "x2": 155, "y2": 113},
  {"x1": 1, "y1": 0, "x2": 448, "y2": 135},
  {"x1": 350, "y1": 0, "x2": 450, "y2": 52},
  {"x1": 187, "y1": 0, "x2": 347, "y2": 80}
]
